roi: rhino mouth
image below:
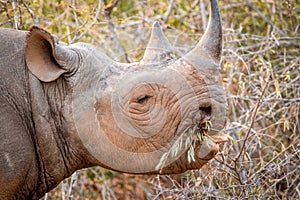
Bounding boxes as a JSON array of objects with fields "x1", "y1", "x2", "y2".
[
  {"x1": 156, "y1": 119, "x2": 228, "y2": 174},
  {"x1": 195, "y1": 120, "x2": 228, "y2": 144},
  {"x1": 184, "y1": 121, "x2": 228, "y2": 150}
]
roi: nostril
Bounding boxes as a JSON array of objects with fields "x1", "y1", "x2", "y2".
[{"x1": 199, "y1": 106, "x2": 212, "y2": 120}]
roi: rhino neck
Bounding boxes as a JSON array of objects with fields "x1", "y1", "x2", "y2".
[{"x1": 28, "y1": 74, "x2": 97, "y2": 198}]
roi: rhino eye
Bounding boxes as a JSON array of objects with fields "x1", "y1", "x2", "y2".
[{"x1": 136, "y1": 95, "x2": 151, "y2": 104}]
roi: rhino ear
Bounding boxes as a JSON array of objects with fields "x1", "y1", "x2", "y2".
[{"x1": 25, "y1": 26, "x2": 76, "y2": 82}]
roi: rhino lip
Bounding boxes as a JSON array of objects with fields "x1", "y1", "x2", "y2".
[
  {"x1": 188, "y1": 120, "x2": 229, "y2": 145},
  {"x1": 197, "y1": 116, "x2": 229, "y2": 143},
  {"x1": 158, "y1": 121, "x2": 228, "y2": 173},
  {"x1": 209, "y1": 134, "x2": 229, "y2": 144}
]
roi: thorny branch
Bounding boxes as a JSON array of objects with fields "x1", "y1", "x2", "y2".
[
  {"x1": 234, "y1": 81, "x2": 269, "y2": 163},
  {"x1": 12, "y1": 0, "x2": 19, "y2": 29},
  {"x1": 245, "y1": 0, "x2": 300, "y2": 48},
  {"x1": 163, "y1": 0, "x2": 175, "y2": 22},
  {"x1": 66, "y1": 171, "x2": 79, "y2": 200},
  {"x1": 68, "y1": 0, "x2": 103, "y2": 43},
  {"x1": 200, "y1": 0, "x2": 207, "y2": 30},
  {"x1": 103, "y1": 0, "x2": 119, "y2": 16},
  {"x1": 103, "y1": 0, "x2": 131, "y2": 62}
]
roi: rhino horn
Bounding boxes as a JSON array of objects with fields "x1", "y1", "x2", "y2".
[
  {"x1": 185, "y1": 0, "x2": 222, "y2": 63},
  {"x1": 140, "y1": 21, "x2": 175, "y2": 64}
]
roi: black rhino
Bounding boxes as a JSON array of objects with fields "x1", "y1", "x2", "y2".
[{"x1": 0, "y1": 0, "x2": 228, "y2": 199}]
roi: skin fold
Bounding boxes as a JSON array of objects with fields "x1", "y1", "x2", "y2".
[{"x1": 0, "y1": 0, "x2": 228, "y2": 199}]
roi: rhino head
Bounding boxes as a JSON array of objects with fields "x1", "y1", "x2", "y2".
[{"x1": 25, "y1": 0, "x2": 227, "y2": 174}]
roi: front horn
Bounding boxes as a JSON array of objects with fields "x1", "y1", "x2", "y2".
[{"x1": 184, "y1": 0, "x2": 222, "y2": 63}]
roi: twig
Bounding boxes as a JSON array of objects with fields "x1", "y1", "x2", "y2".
[
  {"x1": 0, "y1": 1, "x2": 12, "y2": 27},
  {"x1": 21, "y1": 0, "x2": 35, "y2": 20},
  {"x1": 99, "y1": 168, "x2": 118, "y2": 200},
  {"x1": 61, "y1": 181, "x2": 68, "y2": 200},
  {"x1": 67, "y1": 171, "x2": 79, "y2": 200},
  {"x1": 12, "y1": 0, "x2": 19, "y2": 29},
  {"x1": 247, "y1": 136, "x2": 300, "y2": 181},
  {"x1": 163, "y1": 0, "x2": 175, "y2": 22},
  {"x1": 234, "y1": 81, "x2": 269, "y2": 162},
  {"x1": 245, "y1": 0, "x2": 300, "y2": 48},
  {"x1": 229, "y1": 96, "x2": 300, "y2": 103},
  {"x1": 118, "y1": 15, "x2": 166, "y2": 28},
  {"x1": 103, "y1": 0, "x2": 119, "y2": 16},
  {"x1": 103, "y1": 0, "x2": 131, "y2": 62},
  {"x1": 71, "y1": 0, "x2": 79, "y2": 28},
  {"x1": 94, "y1": 0, "x2": 102, "y2": 22},
  {"x1": 229, "y1": 80, "x2": 269, "y2": 190},
  {"x1": 221, "y1": 3, "x2": 246, "y2": 10},
  {"x1": 69, "y1": 0, "x2": 102, "y2": 43},
  {"x1": 200, "y1": 0, "x2": 207, "y2": 30},
  {"x1": 245, "y1": 0, "x2": 285, "y2": 36}
]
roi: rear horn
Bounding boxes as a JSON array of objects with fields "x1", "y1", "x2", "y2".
[{"x1": 141, "y1": 21, "x2": 175, "y2": 65}]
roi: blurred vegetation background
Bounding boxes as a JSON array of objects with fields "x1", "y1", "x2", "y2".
[{"x1": 1, "y1": 0, "x2": 300, "y2": 199}]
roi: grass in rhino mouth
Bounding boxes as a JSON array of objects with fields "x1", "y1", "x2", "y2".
[{"x1": 155, "y1": 120, "x2": 212, "y2": 172}]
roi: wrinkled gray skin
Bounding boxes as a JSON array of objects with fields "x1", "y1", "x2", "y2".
[{"x1": 0, "y1": 0, "x2": 228, "y2": 199}]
